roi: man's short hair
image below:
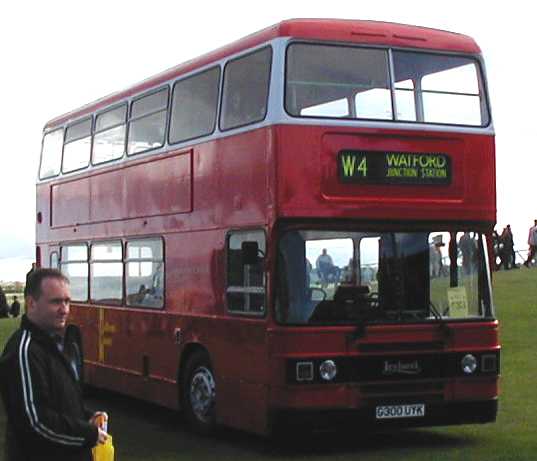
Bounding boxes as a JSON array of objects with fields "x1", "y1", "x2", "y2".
[{"x1": 25, "y1": 268, "x2": 69, "y2": 299}]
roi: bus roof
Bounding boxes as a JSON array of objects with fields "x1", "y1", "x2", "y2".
[{"x1": 45, "y1": 19, "x2": 480, "y2": 130}]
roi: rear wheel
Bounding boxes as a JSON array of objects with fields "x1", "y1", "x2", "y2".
[{"x1": 181, "y1": 350, "x2": 216, "y2": 434}]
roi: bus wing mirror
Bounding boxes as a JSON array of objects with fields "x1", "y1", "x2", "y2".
[{"x1": 242, "y1": 241, "x2": 260, "y2": 265}]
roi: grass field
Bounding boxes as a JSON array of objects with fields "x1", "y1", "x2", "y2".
[{"x1": 0, "y1": 270, "x2": 535, "y2": 460}]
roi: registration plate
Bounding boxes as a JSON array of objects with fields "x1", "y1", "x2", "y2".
[{"x1": 375, "y1": 404, "x2": 425, "y2": 419}]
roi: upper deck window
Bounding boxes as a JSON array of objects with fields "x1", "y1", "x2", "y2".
[
  {"x1": 93, "y1": 104, "x2": 127, "y2": 164},
  {"x1": 63, "y1": 118, "x2": 92, "y2": 173},
  {"x1": 286, "y1": 44, "x2": 392, "y2": 120},
  {"x1": 393, "y1": 51, "x2": 486, "y2": 125},
  {"x1": 285, "y1": 44, "x2": 489, "y2": 127},
  {"x1": 39, "y1": 128, "x2": 64, "y2": 179},
  {"x1": 220, "y1": 47, "x2": 272, "y2": 131},
  {"x1": 169, "y1": 67, "x2": 220, "y2": 144},
  {"x1": 127, "y1": 87, "x2": 168, "y2": 156}
]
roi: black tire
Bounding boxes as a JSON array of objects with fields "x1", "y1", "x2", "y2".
[{"x1": 181, "y1": 350, "x2": 216, "y2": 435}]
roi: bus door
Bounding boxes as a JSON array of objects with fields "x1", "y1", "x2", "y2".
[{"x1": 214, "y1": 229, "x2": 269, "y2": 433}]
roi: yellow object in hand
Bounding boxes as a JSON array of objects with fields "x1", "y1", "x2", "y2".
[
  {"x1": 92, "y1": 435, "x2": 114, "y2": 461},
  {"x1": 92, "y1": 413, "x2": 114, "y2": 461}
]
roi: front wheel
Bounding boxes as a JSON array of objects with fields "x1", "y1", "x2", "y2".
[{"x1": 181, "y1": 350, "x2": 216, "y2": 435}]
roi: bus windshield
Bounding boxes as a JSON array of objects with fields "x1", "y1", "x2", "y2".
[
  {"x1": 276, "y1": 229, "x2": 492, "y2": 325},
  {"x1": 285, "y1": 44, "x2": 488, "y2": 126}
]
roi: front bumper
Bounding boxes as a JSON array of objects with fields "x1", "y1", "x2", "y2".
[{"x1": 271, "y1": 399, "x2": 498, "y2": 432}]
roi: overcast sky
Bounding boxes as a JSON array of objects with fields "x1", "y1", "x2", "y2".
[{"x1": 0, "y1": 1, "x2": 533, "y2": 281}]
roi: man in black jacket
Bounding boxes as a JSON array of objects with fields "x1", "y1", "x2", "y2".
[
  {"x1": 0, "y1": 268, "x2": 107, "y2": 460},
  {"x1": 0, "y1": 286, "x2": 8, "y2": 318}
]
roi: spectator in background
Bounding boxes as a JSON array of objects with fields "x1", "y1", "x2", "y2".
[
  {"x1": 524, "y1": 219, "x2": 537, "y2": 268},
  {"x1": 316, "y1": 249, "x2": 340, "y2": 286},
  {"x1": 459, "y1": 232, "x2": 477, "y2": 275},
  {"x1": 10, "y1": 296, "x2": 21, "y2": 318},
  {"x1": 0, "y1": 286, "x2": 8, "y2": 318},
  {"x1": 492, "y1": 229, "x2": 501, "y2": 271},
  {"x1": 24, "y1": 262, "x2": 37, "y2": 297},
  {"x1": 430, "y1": 235, "x2": 445, "y2": 278},
  {"x1": 500, "y1": 226, "x2": 513, "y2": 270},
  {"x1": 506, "y1": 225, "x2": 517, "y2": 268}
]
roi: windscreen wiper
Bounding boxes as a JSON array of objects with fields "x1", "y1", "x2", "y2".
[
  {"x1": 430, "y1": 301, "x2": 451, "y2": 340},
  {"x1": 429, "y1": 301, "x2": 443, "y2": 320}
]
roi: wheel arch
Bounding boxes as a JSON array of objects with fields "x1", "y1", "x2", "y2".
[{"x1": 177, "y1": 342, "x2": 211, "y2": 408}]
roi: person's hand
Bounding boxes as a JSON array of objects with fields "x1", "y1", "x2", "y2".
[
  {"x1": 89, "y1": 411, "x2": 108, "y2": 428},
  {"x1": 97, "y1": 428, "x2": 108, "y2": 445}
]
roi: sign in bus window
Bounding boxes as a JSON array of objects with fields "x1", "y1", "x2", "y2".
[
  {"x1": 226, "y1": 231, "x2": 266, "y2": 314},
  {"x1": 90, "y1": 241, "x2": 123, "y2": 305},
  {"x1": 126, "y1": 239, "x2": 164, "y2": 308},
  {"x1": 60, "y1": 244, "x2": 88, "y2": 302},
  {"x1": 40, "y1": 129, "x2": 63, "y2": 179}
]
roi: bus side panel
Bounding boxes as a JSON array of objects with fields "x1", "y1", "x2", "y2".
[
  {"x1": 211, "y1": 317, "x2": 269, "y2": 434},
  {"x1": 37, "y1": 126, "x2": 276, "y2": 430},
  {"x1": 72, "y1": 302, "x2": 181, "y2": 409}
]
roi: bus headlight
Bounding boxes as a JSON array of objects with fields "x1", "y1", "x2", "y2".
[
  {"x1": 319, "y1": 360, "x2": 337, "y2": 381},
  {"x1": 461, "y1": 354, "x2": 477, "y2": 374}
]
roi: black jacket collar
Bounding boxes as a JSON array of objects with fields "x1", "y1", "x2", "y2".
[
  {"x1": 21, "y1": 315, "x2": 59, "y2": 348},
  {"x1": 20, "y1": 315, "x2": 79, "y2": 384}
]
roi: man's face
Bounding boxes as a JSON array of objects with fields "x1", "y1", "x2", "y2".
[{"x1": 27, "y1": 278, "x2": 71, "y2": 335}]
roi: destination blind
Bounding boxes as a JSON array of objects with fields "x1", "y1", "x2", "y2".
[{"x1": 338, "y1": 151, "x2": 451, "y2": 185}]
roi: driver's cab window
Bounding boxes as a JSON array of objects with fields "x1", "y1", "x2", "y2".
[
  {"x1": 429, "y1": 231, "x2": 481, "y2": 317},
  {"x1": 226, "y1": 230, "x2": 266, "y2": 314},
  {"x1": 359, "y1": 237, "x2": 379, "y2": 294}
]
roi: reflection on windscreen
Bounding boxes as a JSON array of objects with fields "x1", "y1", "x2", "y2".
[
  {"x1": 276, "y1": 230, "x2": 491, "y2": 325},
  {"x1": 286, "y1": 44, "x2": 488, "y2": 126}
]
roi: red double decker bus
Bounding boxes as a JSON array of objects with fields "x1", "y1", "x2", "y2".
[{"x1": 36, "y1": 19, "x2": 499, "y2": 435}]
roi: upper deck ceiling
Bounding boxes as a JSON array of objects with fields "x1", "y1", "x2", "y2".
[{"x1": 45, "y1": 19, "x2": 480, "y2": 130}]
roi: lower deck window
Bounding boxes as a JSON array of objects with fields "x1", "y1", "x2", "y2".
[
  {"x1": 60, "y1": 244, "x2": 88, "y2": 302},
  {"x1": 126, "y1": 238, "x2": 164, "y2": 308},
  {"x1": 59, "y1": 237, "x2": 164, "y2": 308},
  {"x1": 90, "y1": 241, "x2": 123, "y2": 304}
]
